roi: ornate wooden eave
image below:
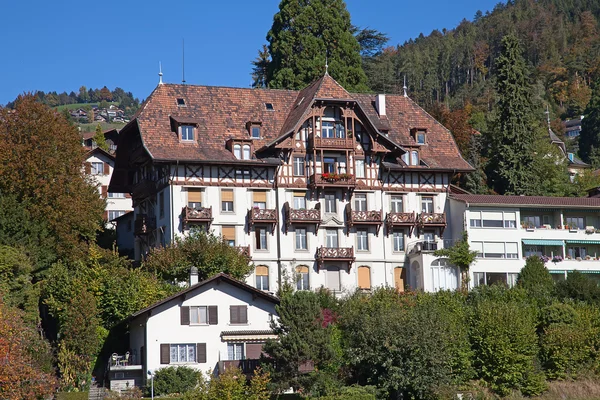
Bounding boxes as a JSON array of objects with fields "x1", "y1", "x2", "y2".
[
  {"x1": 316, "y1": 246, "x2": 355, "y2": 269},
  {"x1": 345, "y1": 204, "x2": 383, "y2": 235},
  {"x1": 283, "y1": 202, "x2": 321, "y2": 233}
]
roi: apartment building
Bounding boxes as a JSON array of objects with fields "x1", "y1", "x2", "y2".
[
  {"x1": 109, "y1": 73, "x2": 472, "y2": 293},
  {"x1": 447, "y1": 194, "x2": 600, "y2": 287}
]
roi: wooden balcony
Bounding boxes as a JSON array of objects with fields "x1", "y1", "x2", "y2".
[
  {"x1": 309, "y1": 134, "x2": 355, "y2": 150},
  {"x1": 248, "y1": 208, "x2": 278, "y2": 232},
  {"x1": 134, "y1": 215, "x2": 156, "y2": 236},
  {"x1": 219, "y1": 359, "x2": 262, "y2": 374},
  {"x1": 283, "y1": 202, "x2": 321, "y2": 233},
  {"x1": 235, "y1": 245, "x2": 251, "y2": 259},
  {"x1": 316, "y1": 246, "x2": 355, "y2": 268},
  {"x1": 182, "y1": 206, "x2": 213, "y2": 225},
  {"x1": 309, "y1": 173, "x2": 356, "y2": 189},
  {"x1": 345, "y1": 204, "x2": 383, "y2": 235},
  {"x1": 418, "y1": 212, "x2": 446, "y2": 236},
  {"x1": 385, "y1": 211, "x2": 416, "y2": 236},
  {"x1": 132, "y1": 178, "x2": 156, "y2": 199}
]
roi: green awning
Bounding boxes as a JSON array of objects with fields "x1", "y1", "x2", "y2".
[
  {"x1": 550, "y1": 270, "x2": 600, "y2": 274},
  {"x1": 565, "y1": 240, "x2": 600, "y2": 245},
  {"x1": 549, "y1": 270, "x2": 566, "y2": 274},
  {"x1": 522, "y1": 239, "x2": 564, "y2": 246}
]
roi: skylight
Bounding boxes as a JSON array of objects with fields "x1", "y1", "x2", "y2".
[
  {"x1": 265, "y1": 103, "x2": 274, "y2": 111},
  {"x1": 177, "y1": 98, "x2": 186, "y2": 106}
]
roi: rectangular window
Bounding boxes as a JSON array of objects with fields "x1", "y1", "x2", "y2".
[
  {"x1": 354, "y1": 193, "x2": 367, "y2": 211},
  {"x1": 568, "y1": 246, "x2": 587, "y2": 259},
  {"x1": 326, "y1": 266, "x2": 341, "y2": 291},
  {"x1": 293, "y1": 192, "x2": 306, "y2": 209},
  {"x1": 421, "y1": 196, "x2": 433, "y2": 213},
  {"x1": 170, "y1": 344, "x2": 196, "y2": 363},
  {"x1": 230, "y1": 306, "x2": 248, "y2": 324},
  {"x1": 251, "y1": 126, "x2": 261, "y2": 138},
  {"x1": 324, "y1": 193, "x2": 336, "y2": 213},
  {"x1": 416, "y1": 132, "x2": 426, "y2": 144},
  {"x1": 188, "y1": 189, "x2": 202, "y2": 209},
  {"x1": 566, "y1": 217, "x2": 585, "y2": 230},
  {"x1": 507, "y1": 273, "x2": 518, "y2": 288},
  {"x1": 471, "y1": 242, "x2": 483, "y2": 258},
  {"x1": 296, "y1": 266, "x2": 309, "y2": 290},
  {"x1": 524, "y1": 245, "x2": 542, "y2": 257},
  {"x1": 357, "y1": 229, "x2": 369, "y2": 251},
  {"x1": 355, "y1": 159, "x2": 365, "y2": 178},
  {"x1": 295, "y1": 228, "x2": 307, "y2": 250},
  {"x1": 393, "y1": 230, "x2": 404, "y2": 252},
  {"x1": 227, "y1": 343, "x2": 244, "y2": 361},
  {"x1": 180, "y1": 125, "x2": 195, "y2": 141},
  {"x1": 473, "y1": 272, "x2": 485, "y2": 287},
  {"x1": 482, "y1": 211, "x2": 503, "y2": 228},
  {"x1": 256, "y1": 268, "x2": 269, "y2": 291},
  {"x1": 522, "y1": 216, "x2": 541, "y2": 228},
  {"x1": 505, "y1": 242, "x2": 519, "y2": 259},
  {"x1": 469, "y1": 211, "x2": 482, "y2": 228},
  {"x1": 504, "y1": 212, "x2": 517, "y2": 228},
  {"x1": 326, "y1": 229, "x2": 338, "y2": 248},
  {"x1": 293, "y1": 157, "x2": 305, "y2": 176},
  {"x1": 253, "y1": 191, "x2": 267, "y2": 209},
  {"x1": 108, "y1": 192, "x2": 126, "y2": 198},
  {"x1": 323, "y1": 157, "x2": 336, "y2": 173},
  {"x1": 222, "y1": 226, "x2": 236, "y2": 246},
  {"x1": 483, "y1": 242, "x2": 505, "y2": 258},
  {"x1": 322, "y1": 121, "x2": 335, "y2": 138},
  {"x1": 255, "y1": 227, "x2": 268, "y2": 250},
  {"x1": 411, "y1": 150, "x2": 419, "y2": 166},
  {"x1": 221, "y1": 189, "x2": 234, "y2": 212},
  {"x1": 108, "y1": 210, "x2": 126, "y2": 221},
  {"x1": 190, "y1": 306, "x2": 208, "y2": 325},
  {"x1": 391, "y1": 196, "x2": 403, "y2": 213},
  {"x1": 91, "y1": 162, "x2": 103, "y2": 175},
  {"x1": 159, "y1": 192, "x2": 165, "y2": 218}
]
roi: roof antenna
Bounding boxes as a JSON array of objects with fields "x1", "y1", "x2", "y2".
[
  {"x1": 182, "y1": 39, "x2": 186, "y2": 84},
  {"x1": 403, "y1": 76, "x2": 408, "y2": 97},
  {"x1": 158, "y1": 61, "x2": 163, "y2": 85},
  {"x1": 545, "y1": 105, "x2": 551, "y2": 128}
]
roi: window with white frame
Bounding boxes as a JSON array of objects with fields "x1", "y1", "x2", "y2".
[
  {"x1": 354, "y1": 193, "x2": 367, "y2": 211},
  {"x1": 473, "y1": 272, "x2": 518, "y2": 288},
  {"x1": 357, "y1": 229, "x2": 369, "y2": 251},
  {"x1": 293, "y1": 192, "x2": 306, "y2": 209},
  {"x1": 411, "y1": 150, "x2": 419, "y2": 166},
  {"x1": 355, "y1": 159, "x2": 365, "y2": 178},
  {"x1": 221, "y1": 189, "x2": 234, "y2": 212},
  {"x1": 393, "y1": 230, "x2": 404, "y2": 252},
  {"x1": 170, "y1": 344, "x2": 196, "y2": 363},
  {"x1": 324, "y1": 193, "x2": 336, "y2": 213},
  {"x1": 565, "y1": 217, "x2": 585, "y2": 230},
  {"x1": 322, "y1": 121, "x2": 335, "y2": 138},
  {"x1": 255, "y1": 266, "x2": 269, "y2": 291},
  {"x1": 227, "y1": 343, "x2": 244, "y2": 361},
  {"x1": 421, "y1": 196, "x2": 433, "y2": 213},
  {"x1": 326, "y1": 229, "x2": 338, "y2": 248},
  {"x1": 296, "y1": 265, "x2": 310, "y2": 290},
  {"x1": 293, "y1": 157, "x2": 305, "y2": 176},
  {"x1": 401, "y1": 152, "x2": 410, "y2": 165},
  {"x1": 243, "y1": 145, "x2": 251, "y2": 160},
  {"x1": 471, "y1": 241, "x2": 518, "y2": 259},
  {"x1": 255, "y1": 227, "x2": 268, "y2": 250},
  {"x1": 391, "y1": 196, "x2": 403, "y2": 213},
  {"x1": 108, "y1": 192, "x2": 126, "y2": 198},
  {"x1": 251, "y1": 126, "x2": 261, "y2": 139},
  {"x1": 326, "y1": 266, "x2": 341, "y2": 291},
  {"x1": 416, "y1": 131, "x2": 426, "y2": 144},
  {"x1": 234, "y1": 144, "x2": 241, "y2": 159},
  {"x1": 180, "y1": 125, "x2": 195, "y2": 141},
  {"x1": 295, "y1": 227, "x2": 307, "y2": 250},
  {"x1": 482, "y1": 211, "x2": 503, "y2": 228},
  {"x1": 108, "y1": 210, "x2": 126, "y2": 221},
  {"x1": 91, "y1": 162, "x2": 103, "y2": 175},
  {"x1": 323, "y1": 157, "x2": 336, "y2": 173},
  {"x1": 190, "y1": 306, "x2": 208, "y2": 325}
]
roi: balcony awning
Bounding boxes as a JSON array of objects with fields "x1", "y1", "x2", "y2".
[
  {"x1": 565, "y1": 240, "x2": 600, "y2": 245},
  {"x1": 549, "y1": 270, "x2": 566, "y2": 274},
  {"x1": 220, "y1": 330, "x2": 278, "y2": 342},
  {"x1": 549, "y1": 270, "x2": 600, "y2": 274},
  {"x1": 522, "y1": 239, "x2": 564, "y2": 246}
]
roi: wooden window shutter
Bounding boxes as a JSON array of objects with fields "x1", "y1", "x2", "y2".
[
  {"x1": 294, "y1": 192, "x2": 304, "y2": 198},
  {"x1": 103, "y1": 162, "x2": 110, "y2": 175},
  {"x1": 85, "y1": 162, "x2": 91, "y2": 174},
  {"x1": 188, "y1": 189, "x2": 202, "y2": 203},
  {"x1": 253, "y1": 191, "x2": 267, "y2": 203},
  {"x1": 101, "y1": 185, "x2": 108, "y2": 199},
  {"x1": 196, "y1": 343, "x2": 207, "y2": 363},
  {"x1": 160, "y1": 344, "x2": 170, "y2": 364},
  {"x1": 230, "y1": 306, "x2": 239, "y2": 324},
  {"x1": 239, "y1": 306, "x2": 248, "y2": 324},
  {"x1": 246, "y1": 343, "x2": 264, "y2": 360},
  {"x1": 255, "y1": 265, "x2": 268, "y2": 276},
  {"x1": 180, "y1": 306, "x2": 190, "y2": 325},
  {"x1": 221, "y1": 189, "x2": 234, "y2": 202},
  {"x1": 208, "y1": 306, "x2": 218, "y2": 325},
  {"x1": 358, "y1": 266, "x2": 371, "y2": 289},
  {"x1": 394, "y1": 267, "x2": 405, "y2": 293},
  {"x1": 222, "y1": 226, "x2": 235, "y2": 241}
]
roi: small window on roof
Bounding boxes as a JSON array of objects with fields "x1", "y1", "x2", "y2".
[
  {"x1": 265, "y1": 103, "x2": 274, "y2": 110},
  {"x1": 251, "y1": 126, "x2": 261, "y2": 138},
  {"x1": 177, "y1": 98, "x2": 186, "y2": 106}
]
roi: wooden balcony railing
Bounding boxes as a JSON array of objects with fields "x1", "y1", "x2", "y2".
[
  {"x1": 309, "y1": 134, "x2": 355, "y2": 150},
  {"x1": 408, "y1": 240, "x2": 439, "y2": 254},
  {"x1": 309, "y1": 173, "x2": 356, "y2": 188},
  {"x1": 316, "y1": 246, "x2": 355, "y2": 268},
  {"x1": 419, "y1": 212, "x2": 446, "y2": 226},
  {"x1": 248, "y1": 208, "x2": 278, "y2": 232},
  {"x1": 385, "y1": 211, "x2": 416, "y2": 237},
  {"x1": 235, "y1": 245, "x2": 251, "y2": 259},
  {"x1": 134, "y1": 215, "x2": 156, "y2": 236},
  {"x1": 132, "y1": 178, "x2": 156, "y2": 199},
  {"x1": 182, "y1": 206, "x2": 213, "y2": 225},
  {"x1": 219, "y1": 359, "x2": 262, "y2": 374},
  {"x1": 345, "y1": 204, "x2": 383, "y2": 235},
  {"x1": 283, "y1": 202, "x2": 321, "y2": 233}
]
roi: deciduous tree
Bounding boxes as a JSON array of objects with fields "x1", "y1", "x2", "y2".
[{"x1": 579, "y1": 76, "x2": 600, "y2": 167}]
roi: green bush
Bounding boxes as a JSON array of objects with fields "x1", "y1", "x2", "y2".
[
  {"x1": 517, "y1": 256, "x2": 555, "y2": 304},
  {"x1": 556, "y1": 271, "x2": 600, "y2": 304},
  {"x1": 152, "y1": 366, "x2": 201, "y2": 396},
  {"x1": 314, "y1": 385, "x2": 378, "y2": 399}
]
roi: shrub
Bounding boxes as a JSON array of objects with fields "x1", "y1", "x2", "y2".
[
  {"x1": 152, "y1": 366, "x2": 201, "y2": 396},
  {"x1": 517, "y1": 256, "x2": 555, "y2": 304},
  {"x1": 556, "y1": 271, "x2": 600, "y2": 304}
]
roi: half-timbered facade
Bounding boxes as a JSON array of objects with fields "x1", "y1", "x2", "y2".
[{"x1": 110, "y1": 73, "x2": 472, "y2": 293}]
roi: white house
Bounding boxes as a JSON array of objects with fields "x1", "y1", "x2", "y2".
[
  {"x1": 447, "y1": 193, "x2": 600, "y2": 287},
  {"x1": 109, "y1": 73, "x2": 473, "y2": 295},
  {"x1": 109, "y1": 273, "x2": 279, "y2": 390}
]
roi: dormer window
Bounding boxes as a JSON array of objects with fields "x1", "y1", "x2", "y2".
[
  {"x1": 177, "y1": 98, "x2": 186, "y2": 107},
  {"x1": 411, "y1": 128, "x2": 427, "y2": 145},
  {"x1": 265, "y1": 103, "x2": 274, "y2": 111},
  {"x1": 232, "y1": 143, "x2": 252, "y2": 160},
  {"x1": 180, "y1": 125, "x2": 195, "y2": 142},
  {"x1": 401, "y1": 150, "x2": 420, "y2": 166},
  {"x1": 247, "y1": 122, "x2": 262, "y2": 139}
]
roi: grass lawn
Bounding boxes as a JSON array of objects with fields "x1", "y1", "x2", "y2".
[
  {"x1": 78, "y1": 122, "x2": 125, "y2": 133},
  {"x1": 55, "y1": 392, "x2": 88, "y2": 400},
  {"x1": 54, "y1": 102, "x2": 118, "y2": 112}
]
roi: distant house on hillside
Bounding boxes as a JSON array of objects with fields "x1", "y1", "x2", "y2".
[
  {"x1": 564, "y1": 116, "x2": 583, "y2": 139},
  {"x1": 549, "y1": 128, "x2": 590, "y2": 181}
]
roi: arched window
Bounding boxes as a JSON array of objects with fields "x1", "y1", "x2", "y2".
[
  {"x1": 243, "y1": 145, "x2": 251, "y2": 160},
  {"x1": 411, "y1": 150, "x2": 419, "y2": 166},
  {"x1": 430, "y1": 258, "x2": 458, "y2": 292},
  {"x1": 394, "y1": 267, "x2": 405, "y2": 292},
  {"x1": 296, "y1": 265, "x2": 309, "y2": 290},
  {"x1": 357, "y1": 266, "x2": 371, "y2": 290},
  {"x1": 401, "y1": 152, "x2": 410, "y2": 165},
  {"x1": 255, "y1": 265, "x2": 269, "y2": 291},
  {"x1": 233, "y1": 144, "x2": 241, "y2": 159}
]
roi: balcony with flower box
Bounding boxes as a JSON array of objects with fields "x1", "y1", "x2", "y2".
[
  {"x1": 309, "y1": 173, "x2": 356, "y2": 189},
  {"x1": 345, "y1": 204, "x2": 383, "y2": 235},
  {"x1": 248, "y1": 208, "x2": 278, "y2": 232},
  {"x1": 316, "y1": 246, "x2": 355, "y2": 268},
  {"x1": 134, "y1": 214, "x2": 156, "y2": 236},
  {"x1": 283, "y1": 202, "x2": 321, "y2": 233},
  {"x1": 182, "y1": 206, "x2": 213, "y2": 226}
]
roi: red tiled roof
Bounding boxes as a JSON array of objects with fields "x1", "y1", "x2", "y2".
[
  {"x1": 131, "y1": 75, "x2": 472, "y2": 170},
  {"x1": 450, "y1": 193, "x2": 600, "y2": 208}
]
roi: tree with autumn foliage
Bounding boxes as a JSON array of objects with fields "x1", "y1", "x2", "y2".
[{"x1": 0, "y1": 95, "x2": 105, "y2": 265}]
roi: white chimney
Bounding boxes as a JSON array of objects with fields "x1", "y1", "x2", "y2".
[
  {"x1": 189, "y1": 266, "x2": 198, "y2": 286},
  {"x1": 376, "y1": 94, "x2": 386, "y2": 116}
]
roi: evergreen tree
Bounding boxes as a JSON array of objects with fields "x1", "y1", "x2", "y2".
[
  {"x1": 93, "y1": 123, "x2": 109, "y2": 151},
  {"x1": 265, "y1": 0, "x2": 368, "y2": 91},
  {"x1": 485, "y1": 34, "x2": 539, "y2": 195},
  {"x1": 579, "y1": 76, "x2": 600, "y2": 167},
  {"x1": 251, "y1": 45, "x2": 270, "y2": 88}
]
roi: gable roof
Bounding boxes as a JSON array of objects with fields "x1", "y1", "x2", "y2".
[
  {"x1": 85, "y1": 146, "x2": 115, "y2": 161},
  {"x1": 450, "y1": 193, "x2": 600, "y2": 208},
  {"x1": 128, "y1": 273, "x2": 279, "y2": 320}
]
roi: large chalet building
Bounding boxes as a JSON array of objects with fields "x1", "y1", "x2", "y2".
[{"x1": 109, "y1": 73, "x2": 472, "y2": 293}]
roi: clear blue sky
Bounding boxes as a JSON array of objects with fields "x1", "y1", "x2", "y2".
[{"x1": 0, "y1": 0, "x2": 502, "y2": 105}]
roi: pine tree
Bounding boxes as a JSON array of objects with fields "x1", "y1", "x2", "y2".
[
  {"x1": 93, "y1": 123, "x2": 109, "y2": 151},
  {"x1": 579, "y1": 76, "x2": 600, "y2": 167},
  {"x1": 265, "y1": 0, "x2": 368, "y2": 91},
  {"x1": 485, "y1": 34, "x2": 539, "y2": 195},
  {"x1": 251, "y1": 45, "x2": 270, "y2": 88}
]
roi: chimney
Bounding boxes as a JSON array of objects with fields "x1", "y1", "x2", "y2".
[
  {"x1": 189, "y1": 266, "x2": 198, "y2": 286},
  {"x1": 376, "y1": 94, "x2": 386, "y2": 116}
]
